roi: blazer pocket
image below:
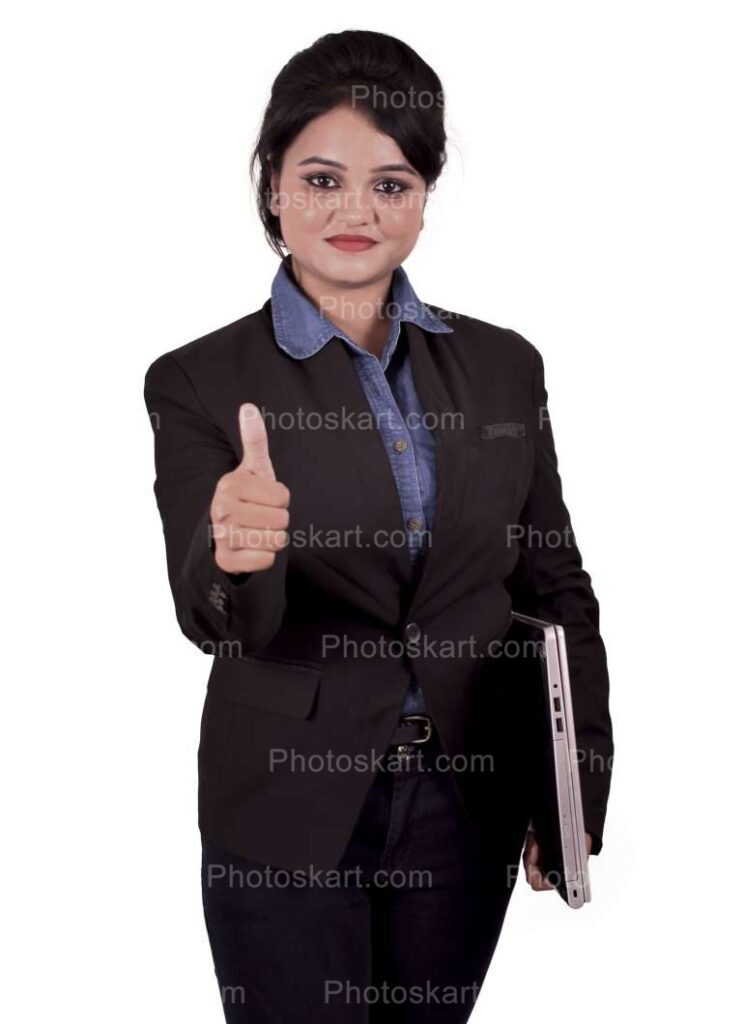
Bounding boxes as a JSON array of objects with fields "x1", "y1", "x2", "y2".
[
  {"x1": 480, "y1": 421, "x2": 525, "y2": 439},
  {"x1": 207, "y1": 653, "x2": 321, "y2": 720}
]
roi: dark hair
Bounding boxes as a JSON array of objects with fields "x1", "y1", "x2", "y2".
[{"x1": 250, "y1": 30, "x2": 448, "y2": 257}]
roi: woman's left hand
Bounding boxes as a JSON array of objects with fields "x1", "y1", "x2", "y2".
[{"x1": 522, "y1": 830, "x2": 593, "y2": 891}]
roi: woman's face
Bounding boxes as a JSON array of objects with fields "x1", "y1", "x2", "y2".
[{"x1": 269, "y1": 104, "x2": 428, "y2": 288}]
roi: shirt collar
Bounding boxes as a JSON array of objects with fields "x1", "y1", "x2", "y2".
[{"x1": 270, "y1": 253, "x2": 452, "y2": 361}]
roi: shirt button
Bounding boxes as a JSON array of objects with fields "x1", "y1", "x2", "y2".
[
  {"x1": 393, "y1": 439, "x2": 408, "y2": 453},
  {"x1": 407, "y1": 517, "x2": 424, "y2": 531}
]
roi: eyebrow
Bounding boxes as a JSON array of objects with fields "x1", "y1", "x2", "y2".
[{"x1": 297, "y1": 156, "x2": 418, "y2": 176}]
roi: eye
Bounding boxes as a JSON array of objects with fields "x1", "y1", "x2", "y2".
[
  {"x1": 304, "y1": 174, "x2": 340, "y2": 189},
  {"x1": 374, "y1": 179, "x2": 411, "y2": 195}
]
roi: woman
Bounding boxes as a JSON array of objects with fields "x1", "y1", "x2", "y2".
[{"x1": 144, "y1": 29, "x2": 613, "y2": 1024}]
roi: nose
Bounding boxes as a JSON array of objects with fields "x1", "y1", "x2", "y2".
[{"x1": 332, "y1": 188, "x2": 376, "y2": 229}]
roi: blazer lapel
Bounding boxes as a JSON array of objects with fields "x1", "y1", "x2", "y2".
[
  {"x1": 404, "y1": 320, "x2": 470, "y2": 622},
  {"x1": 285, "y1": 333, "x2": 415, "y2": 621},
  {"x1": 264, "y1": 303, "x2": 467, "y2": 628}
]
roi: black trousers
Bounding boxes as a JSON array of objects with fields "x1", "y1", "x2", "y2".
[{"x1": 201, "y1": 726, "x2": 517, "y2": 1023}]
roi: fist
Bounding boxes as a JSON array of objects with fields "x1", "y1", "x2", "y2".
[
  {"x1": 210, "y1": 403, "x2": 290, "y2": 574},
  {"x1": 522, "y1": 829, "x2": 593, "y2": 891}
]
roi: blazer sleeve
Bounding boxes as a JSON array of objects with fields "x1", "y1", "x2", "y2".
[
  {"x1": 511, "y1": 346, "x2": 614, "y2": 855},
  {"x1": 143, "y1": 352, "x2": 288, "y2": 654}
]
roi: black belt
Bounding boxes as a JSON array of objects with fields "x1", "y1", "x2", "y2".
[{"x1": 388, "y1": 713, "x2": 433, "y2": 747}]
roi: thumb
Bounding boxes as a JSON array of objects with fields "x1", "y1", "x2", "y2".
[{"x1": 237, "y1": 403, "x2": 276, "y2": 481}]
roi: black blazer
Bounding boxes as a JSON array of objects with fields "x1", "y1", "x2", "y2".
[{"x1": 143, "y1": 301, "x2": 613, "y2": 872}]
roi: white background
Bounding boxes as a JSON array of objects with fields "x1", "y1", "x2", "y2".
[{"x1": 3, "y1": 2, "x2": 742, "y2": 1020}]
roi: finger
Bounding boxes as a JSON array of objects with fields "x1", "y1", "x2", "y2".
[
  {"x1": 238, "y1": 403, "x2": 276, "y2": 480},
  {"x1": 210, "y1": 498, "x2": 289, "y2": 531},
  {"x1": 528, "y1": 859, "x2": 556, "y2": 890},
  {"x1": 225, "y1": 526, "x2": 289, "y2": 552},
  {"x1": 234, "y1": 476, "x2": 290, "y2": 508},
  {"x1": 522, "y1": 835, "x2": 555, "y2": 890},
  {"x1": 526, "y1": 863, "x2": 552, "y2": 891},
  {"x1": 215, "y1": 548, "x2": 277, "y2": 574},
  {"x1": 524, "y1": 863, "x2": 540, "y2": 888},
  {"x1": 230, "y1": 503, "x2": 290, "y2": 531},
  {"x1": 211, "y1": 521, "x2": 288, "y2": 551},
  {"x1": 523, "y1": 841, "x2": 539, "y2": 867},
  {"x1": 213, "y1": 476, "x2": 290, "y2": 517}
]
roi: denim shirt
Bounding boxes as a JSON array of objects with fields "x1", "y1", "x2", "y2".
[{"x1": 270, "y1": 255, "x2": 453, "y2": 714}]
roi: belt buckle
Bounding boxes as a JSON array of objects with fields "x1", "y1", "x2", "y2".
[
  {"x1": 400, "y1": 714, "x2": 432, "y2": 745},
  {"x1": 395, "y1": 742, "x2": 417, "y2": 766}
]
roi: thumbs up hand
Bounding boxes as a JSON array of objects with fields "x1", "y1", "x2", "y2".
[{"x1": 210, "y1": 404, "x2": 290, "y2": 574}]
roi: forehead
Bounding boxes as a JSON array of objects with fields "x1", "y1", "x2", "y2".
[{"x1": 284, "y1": 106, "x2": 410, "y2": 170}]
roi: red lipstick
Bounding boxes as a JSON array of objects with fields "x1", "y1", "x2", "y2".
[{"x1": 325, "y1": 235, "x2": 378, "y2": 253}]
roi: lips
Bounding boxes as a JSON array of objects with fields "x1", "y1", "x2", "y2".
[{"x1": 325, "y1": 235, "x2": 378, "y2": 253}]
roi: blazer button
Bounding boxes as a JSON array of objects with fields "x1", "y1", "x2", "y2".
[{"x1": 404, "y1": 622, "x2": 421, "y2": 644}]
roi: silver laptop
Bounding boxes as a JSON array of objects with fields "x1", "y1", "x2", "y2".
[{"x1": 511, "y1": 611, "x2": 591, "y2": 908}]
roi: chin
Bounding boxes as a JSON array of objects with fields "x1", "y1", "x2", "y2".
[{"x1": 315, "y1": 246, "x2": 394, "y2": 282}]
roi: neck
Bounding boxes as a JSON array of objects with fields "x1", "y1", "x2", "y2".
[{"x1": 288, "y1": 256, "x2": 394, "y2": 358}]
